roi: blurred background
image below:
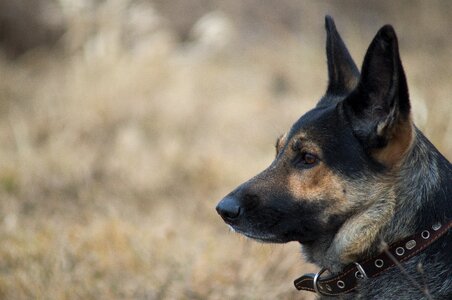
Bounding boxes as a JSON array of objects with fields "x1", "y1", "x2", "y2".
[{"x1": 0, "y1": 0, "x2": 450, "y2": 299}]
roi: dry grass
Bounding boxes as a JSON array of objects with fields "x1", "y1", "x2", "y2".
[{"x1": 0, "y1": 1, "x2": 450, "y2": 299}]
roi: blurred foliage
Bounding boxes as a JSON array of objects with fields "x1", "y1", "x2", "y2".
[{"x1": 0, "y1": 0, "x2": 450, "y2": 299}]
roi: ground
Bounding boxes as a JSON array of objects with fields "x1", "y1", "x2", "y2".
[{"x1": 0, "y1": 1, "x2": 450, "y2": 299}]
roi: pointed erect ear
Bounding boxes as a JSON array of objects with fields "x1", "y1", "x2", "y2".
[
  {"x1": 344, "y1": 25, "x2": 413, "y2": 167},
  {"x1": 325, "y1": 16, "x2": 360, "y2": 96}
]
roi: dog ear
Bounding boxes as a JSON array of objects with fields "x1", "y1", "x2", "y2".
[
  {"x1": 324, "y1": 15, "x2": 360, "y2": 96},
  {"x1": 344, "y1": 25, "x2": 413, "y2": 167}
]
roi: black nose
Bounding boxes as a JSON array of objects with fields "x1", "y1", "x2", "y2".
[{"x1": 216, "y1": 196, "x2": 242, "y2": 221}]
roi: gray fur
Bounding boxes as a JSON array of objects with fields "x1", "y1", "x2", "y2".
[{"x1": 312, "y1": 131, "x2": 451, "y2": 299}]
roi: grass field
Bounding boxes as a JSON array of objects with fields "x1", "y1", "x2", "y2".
[{"x1": 0, "y1": 1, "x2": 450, "y2": 299}]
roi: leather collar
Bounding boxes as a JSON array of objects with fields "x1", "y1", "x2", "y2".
[{"x1": 294, "y1": 220, "x2": 452, "y2": 297}]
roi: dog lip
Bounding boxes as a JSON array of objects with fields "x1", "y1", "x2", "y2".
[
  {"x1": 229, "y1": 227, "x2": 288, "y2": 243},
  {"x1": 225, "y1": 222, "x2": 317, "y2": 244},
  {"x1": 243, "y1": 232, "x2": 283, "y2": 243},
  {"x1": 291, "y1": 227, "x2": 317, "y2": 243},
  {"x1": 245, "y1": 235, "x2": 286, "y2": 243},
  {"x1": 297, "y1": 236, "x2": 317, "y2": 243},
  {"x1": 296, "y1": 231, "x2": 319, "y2": 243}
]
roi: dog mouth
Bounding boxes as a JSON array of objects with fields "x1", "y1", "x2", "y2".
[
  {"x1": 228, "y1": 225, "x2": 286, "y2": 243},
  {"x1": 217, "y1": 199, "x2": 321, "y2": 244},
  {"x1": 228, "y1": 223, "x2": 318, "y2": 244},
  {"x1": 228, "y1": 224, "x2": 317, "y2": 244}
]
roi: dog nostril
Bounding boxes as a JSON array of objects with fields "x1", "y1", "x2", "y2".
[{"x1": 216, "y1": 196, "x2": 242, "y2": 221}]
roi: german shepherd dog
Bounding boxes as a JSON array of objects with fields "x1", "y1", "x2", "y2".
[{"x1": 216, "y1": 16, "x2": 451, "y2": 299}]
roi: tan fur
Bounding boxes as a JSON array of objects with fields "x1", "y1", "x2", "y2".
[
  {"x1": 326, "y1": 115, "x2": 414, "y2": 266},
  {"x1": 373, "y1": 115, "x2": 414, "y2": 167},
  {"x1": 276, "y1": 132, "x2": 408, "y2": 269},
  {"x1": 287, "y1": 165, "x2": 347, "y2": 209},
  {"x1": 284, "y1": 132, "x2": 399, "y2": 268},
  {"x1": 285, "y1": 137, "x2": 351, "y2": 222},
  {"x1": 284, "y1": 136, "x2": 344, "y2": 202},
  {"x1": 344, "y1": 75, "x2": 359, "y2": 93},
  {"x1": 325, "y1": 180, "x2": 396, "y2": 269}
]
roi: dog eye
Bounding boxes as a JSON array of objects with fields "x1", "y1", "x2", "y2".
[
  {"x1": 296, "y1": 152, "x2": 318, "y2": 168},
  {"x1": 303, "y1": 153, "x2": 317, "y2": 165},
  {"x1": 302, "y1": 153, "x2": 317, "y2": 165}
]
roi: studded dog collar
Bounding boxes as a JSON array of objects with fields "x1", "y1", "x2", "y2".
[{"x1": 294, "y1": 220, "x2": 452, "y2": 297}]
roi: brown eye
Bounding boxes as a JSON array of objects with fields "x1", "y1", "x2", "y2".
[
  {"x1": 302, "y1": 153, "x2": 317, "y2": 165},
  {"x1": 293, "y1": 151, "x2": 318, "y2": 168}
]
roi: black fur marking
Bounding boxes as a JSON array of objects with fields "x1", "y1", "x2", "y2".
[
  {"x1": 344, "y1": 25, "x2": 410, "y2": 151},
  {"x1": 324, "y1": 15, "x2": 360, "y2": 98}
]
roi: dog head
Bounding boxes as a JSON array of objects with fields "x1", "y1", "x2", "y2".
[{"x1": 216, "y1": 16, "x2": 413, "y2": 265}]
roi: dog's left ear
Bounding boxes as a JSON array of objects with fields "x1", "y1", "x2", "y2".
[
  {"x1": 344, "y1": 25, "x2": 413, "y2": 167},
  {"x1": 324, "y1": 15, "x2": 360, "y2": 96}
]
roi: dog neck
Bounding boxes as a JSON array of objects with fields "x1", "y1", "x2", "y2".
[
  {"x1": 302, "y1": 128, "x2": 451, "y2": 273},
  {"x1": 380, "y1": 129, "x2": 451, "y2": 242}
]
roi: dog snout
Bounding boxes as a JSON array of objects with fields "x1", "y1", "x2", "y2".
[{"x1": 216, "y1": 196, "x2": 242, "y2": 222}]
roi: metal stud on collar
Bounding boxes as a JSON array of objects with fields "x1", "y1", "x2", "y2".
[
  {"x1": 432, "y1": 223, "x2": 441, "y2": 231},
  {"x1": 405, "y1": 240, "x2": 416, "y2": 250}
]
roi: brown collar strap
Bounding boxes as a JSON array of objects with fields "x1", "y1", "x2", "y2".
[{"x1": 294, "y1": 220, "x2": 452, "y2": 297}]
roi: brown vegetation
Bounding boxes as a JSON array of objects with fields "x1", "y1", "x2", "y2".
[{"x1": 0, "y1": 1, "x2": 450, "y2": 299}]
